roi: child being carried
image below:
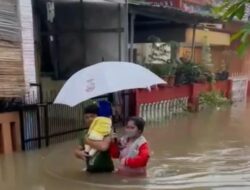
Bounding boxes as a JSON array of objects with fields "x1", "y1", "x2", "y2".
[
  {"x1": 84, "y1": 100, "x2": 113, "y2": 157},
  {"x1": 84, "y1": 116, "x2": 112, "y2": 156}
]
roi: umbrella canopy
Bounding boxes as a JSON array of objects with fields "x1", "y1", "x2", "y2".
[{"x1": 54, "y1": 61, "x2": 166, "y2": 107}]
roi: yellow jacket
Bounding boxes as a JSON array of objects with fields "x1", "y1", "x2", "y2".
[{"x1": 87, "y1": 117, "x2": 112, "y2": 140}]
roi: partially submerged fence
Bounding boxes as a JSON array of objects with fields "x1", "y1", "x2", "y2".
[
  {"x1": 20, "y1": 103, "x2": 85, "y2": 150},
  {"x1": 139, "y1": 97, "x2": 189, "y2": 122},
  {"x1": 20, "y1": 92, "x2": 109, "y2": 151}
]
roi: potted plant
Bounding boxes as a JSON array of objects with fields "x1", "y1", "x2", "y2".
[
  {"x1": 147, "y1": 64, "x2": 165, "y2": 78},
  {"x1": 175, "y1": 61, "x2": 213, "y2": 85},
  {"x1": 215, "y1": 64, "x2": 229, "y2": 81},
  {"x1": 161, "y1": 60, "x2": 176, "y2": 87},
  {"x1": 175, "y1": 61, "x2": 198, "y2": 85},
  {"x1": 146, "y1": 63, "x2": 176, "y2": 87}
]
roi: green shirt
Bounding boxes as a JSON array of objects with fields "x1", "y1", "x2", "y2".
[{"x1": 78, "y1": 130, "x2": 114, "y2": 173}]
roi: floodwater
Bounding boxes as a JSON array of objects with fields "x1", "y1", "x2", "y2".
[{"x1": 1, "y1": 103, "x2": 250, "y2": 190}]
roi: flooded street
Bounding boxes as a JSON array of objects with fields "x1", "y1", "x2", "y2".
[{"x1": 1, "y1": 103, "x2": 250, "y2": 190}]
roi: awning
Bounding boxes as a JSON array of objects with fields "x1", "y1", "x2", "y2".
[{"x1": 129, "y1": 4, "x2": 219, "y2": 25}]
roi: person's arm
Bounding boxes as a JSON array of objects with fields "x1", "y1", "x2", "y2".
[
  {"x1": 74, "y1": 130, "x2": 89, "y2": 160},
  {"x1": 74, "y1": 146, "x2": 89, "y2": 160},
  {"x1": 123, "y1": 143, "x2": 150, "y2": 168},
  {"x1": 109, "y1": 141, "x2": 120, "y2": 158},
  {"x1": 85, "y1": 136, "x2": 111, "y2": 151},
  {"x1": 77, "y1": 130, "x2": 87, "y2": 147}
]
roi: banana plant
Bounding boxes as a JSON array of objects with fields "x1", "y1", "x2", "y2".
[{"x1": 213, "y1": 0, "x2": 250, "y2": 55}]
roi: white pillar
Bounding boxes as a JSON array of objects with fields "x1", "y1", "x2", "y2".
[{"x1": 18, "y1": 0, "x2": 37, "y2": 103}]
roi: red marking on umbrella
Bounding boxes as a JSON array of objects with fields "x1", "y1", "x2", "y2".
[{"x1": 86, "y1": 79, "x2": 95, "y2": 92}]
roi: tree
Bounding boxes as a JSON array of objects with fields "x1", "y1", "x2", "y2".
[
  {"x1": 201, "y1": 30, "x2": 213, "y2": 71},
  {"x1": 214, "y1": 0, "x2": 250, "y2": 55}
]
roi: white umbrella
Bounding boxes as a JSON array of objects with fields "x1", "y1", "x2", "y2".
[{"x1": 54, "y1": 61, "x2": 166, "y2": 107}]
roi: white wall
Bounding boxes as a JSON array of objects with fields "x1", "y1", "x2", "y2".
[{"x1": 18, "y1": 0, "x2": 38, "y2": 100}]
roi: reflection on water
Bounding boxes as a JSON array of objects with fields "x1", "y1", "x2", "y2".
[{"x1": 1, "y1": 103, "x2": 250, "y2": 190}]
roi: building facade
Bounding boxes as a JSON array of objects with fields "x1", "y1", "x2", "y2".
[{"x1": 0, "y1": 0, "x2": 37, "y2": 101}]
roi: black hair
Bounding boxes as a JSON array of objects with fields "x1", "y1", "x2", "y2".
[
  {"x1": 84, "y1": 104, "x2": 99, "y2": 115},
  {"x1": 128, "y1": 117, "x2": 145, "y2": 133}
]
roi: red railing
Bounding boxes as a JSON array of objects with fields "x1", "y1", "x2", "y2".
[{"x1": 135, "y1": 80, "x2": 231, "y2": 115}]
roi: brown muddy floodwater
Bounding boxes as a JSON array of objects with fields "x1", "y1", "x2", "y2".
[{"x1": 1, "y1": 102, "x2": 250, "y2": 190}]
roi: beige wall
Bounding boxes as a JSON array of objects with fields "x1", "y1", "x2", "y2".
[
  {"x1": 185, "y1": 28, "x2": 230, "y2": 46},
  {"x1": 179, "y1": 45, "x2": 246, "y2": 75}
]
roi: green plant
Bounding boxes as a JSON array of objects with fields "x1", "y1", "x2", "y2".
[
  {"x1": 213, "y1": 0, "x2": 250, "y2": 55},
  {"x1": 169, "y1": 41, "x2": 180, "y2": 64},
  {"x1": 175, "y1": 61, "x2": 213, "y2": 85},
  {"x1": 163, "y1": 60, "x2": 177, "y2": 77},
  {"x1": 146, "y1": 64, "x2": 166, "y2": 77},
  {"x1": 146, "y1": 61, "x2": 176, "y2": 78},
  {"x1": 199, "y1": 91, "x2": 231, "y2": 108},
  {"x1": 201, "y1": 31, "x2": 213, "y2": 70},
  {"x1": 199, "y1": 64, "x2": 214, "y2": 83}
]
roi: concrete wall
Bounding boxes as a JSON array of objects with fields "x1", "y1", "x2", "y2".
[
  {"x1": 40, "y1": 77, "x2": 65, "y2": 102},
  {"x1": 179, "y1": 45, "x2": 246, "y2": 75},
  {"x1": 54, "y1": 2, "x2": 126, "y2": 79},
  {"x1": 185, "y1": 28, "x2": 230, "y2": 46}
]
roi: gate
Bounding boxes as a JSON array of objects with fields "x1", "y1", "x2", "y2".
[
  {"x1": 19, "y1": 94, "x2": 109, "y2": 151},
  {"x1": 20, "y1": 103, "x2": 85, "y2": 150}
]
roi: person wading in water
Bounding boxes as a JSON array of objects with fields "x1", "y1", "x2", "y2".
[
  {"x1": 110, "y1": 117, "x2": 150, "y2": 176},
  {"x1": 74, "y1": 104, "x2": 114, "y2": 173}
]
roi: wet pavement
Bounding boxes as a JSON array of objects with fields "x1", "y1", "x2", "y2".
[{"x1": 1, "y1": 102, "x2": 250, "y2": 190}]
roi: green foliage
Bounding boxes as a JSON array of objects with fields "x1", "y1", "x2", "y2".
[
  {"x1": 169, "y1": 41, "x2": 180, "y2": 64},
  {"x1": 213, "y1": 0, "x2": 247, "y2": 21},
  {"x1": 199, "y1": 91, "x2": 231, "y2": 108},
  {"x1": 231, "y1": 22, "x2": 250, "y2": 55},
  {"x1": 146, "y1": 64, "x2": 166, "y2": 77},
  {"x1": 201, "y1": 33, "x2": 213, "y2": 68},
  {"x1": 213, "y1": 0, "x2": 250, "y2": 55},
  {"x1": 146, "y1": 60, "x2": 176, "y2": 77},
  {"x1": 175, "y1": 61, "x2": 213, "y2": 85}
]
